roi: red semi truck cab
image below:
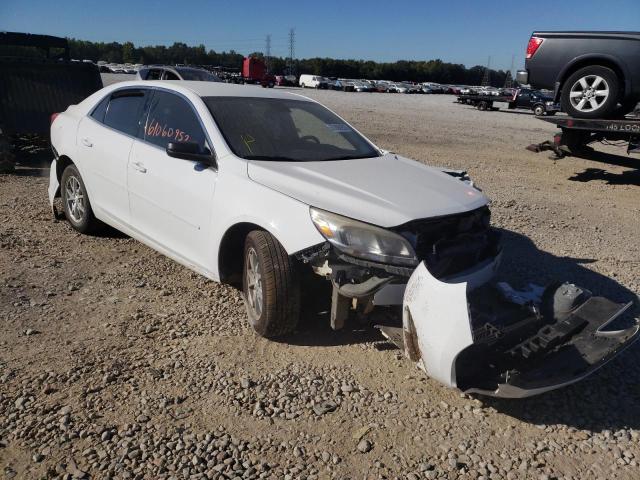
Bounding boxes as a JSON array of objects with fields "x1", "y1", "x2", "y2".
[{"x1": 242, "y1": 57, "x2": 275, "y2": 88}]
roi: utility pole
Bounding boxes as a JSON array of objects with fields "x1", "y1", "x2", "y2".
[
  {"x1": 481, "y1": 56, "x2": 491, "y2": 86},
  {"x1": 504, "y1": 55, "x2": 515, "y2": 88},
  {"x1": 288, "y1": 28, "x2": 295, "y2": 76},
  {"x1": 265, "y1": 34, "x2": 271, "y2": 72}
]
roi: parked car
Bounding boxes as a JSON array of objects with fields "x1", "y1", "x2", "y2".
[
  {"x1": 517, "y1": 31, "x2": 640, "y2": 118},
  {"x1": 459, "y1": 87, "x2": 478, "y2": 95},
  {"x1": 137, "y1": 66, "x2": 221, "y2": 82},
  {"x1": 510, "y1": 88, "x2": 558, "y2": 116},
  {"x1": 48, "y1": 80, "x2": 639, "y2": 398},
  {"x1": 351, "y1": 80, "x2": 372, "y2": 92},
  {"x1": 49, "y1": 79, "x2": 497, "y2": 336},
  {"x1": 395, "y1": 83, "x2": 410, "y2": 94},
  {"x1": 298, "y1": 74, "x2": 328, "y2": 89},
  {"x1": 332, "y1": 79, "x2": 355, "y2": 92}
]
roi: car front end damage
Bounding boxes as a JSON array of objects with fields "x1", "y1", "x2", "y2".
[
  {"x1": 295, "y1": 199, "x2": 639, "y2": 398},
  {"x1": 387, "y1": 263, "x2": 640, "y2": 398},
  {"x1": 297, "y1": 200, "x2": 502, "y2": 329}
]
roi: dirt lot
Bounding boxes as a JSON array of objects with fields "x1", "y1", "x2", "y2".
[{"x1": 1, "y1": 85, "x2": 640, "y2": 480}]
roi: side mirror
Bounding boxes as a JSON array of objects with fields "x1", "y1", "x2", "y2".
[{"x1": 166, "y1": 142, "x2": 215, "y2": 166}]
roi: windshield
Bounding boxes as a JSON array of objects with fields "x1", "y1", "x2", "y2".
[
  {"x1": 176, "y1": 68, "x2": 221, "y2": 82},
  {"x1": 204, "y1": 96, "x2": 380, "y2": 161}
]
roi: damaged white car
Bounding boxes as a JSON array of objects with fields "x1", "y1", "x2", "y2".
[{"x1": 49, "y1": 81, "x2": 639, "y2": 398}]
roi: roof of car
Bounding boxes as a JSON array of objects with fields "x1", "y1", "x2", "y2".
[{"x1": 114, "y1": 80, "x2": 311, "y2": 101}]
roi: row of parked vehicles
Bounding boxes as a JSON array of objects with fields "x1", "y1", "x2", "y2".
[{"x1": 298, "y1": 75, "x2": 466, "y2": 94}]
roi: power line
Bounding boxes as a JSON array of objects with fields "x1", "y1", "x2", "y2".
[
  {"x1": 287, "y1": 28, "x2": 295, "y2": 75},
  {"x1": 265, "y1": 34, "x2": 271, "y2": 71},
  {"x1": 481, "y1": 55, "x2": 491, "y2": 86}
]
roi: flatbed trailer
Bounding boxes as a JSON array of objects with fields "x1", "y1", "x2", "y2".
[
  {"x1": 457, "y1": 94, "x2": 516, "y2": 111},
  {"x1": 534, "y1": 116, "x2": 640, "y2": 157}
]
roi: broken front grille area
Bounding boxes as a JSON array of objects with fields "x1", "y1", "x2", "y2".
[{"x1": 393, "y1": 206, "x2": 500, "y2": 279}]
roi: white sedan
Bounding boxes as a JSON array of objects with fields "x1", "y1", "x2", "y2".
[{"x1": 48, "y1": 81, "x2": 638, "y2": 398}]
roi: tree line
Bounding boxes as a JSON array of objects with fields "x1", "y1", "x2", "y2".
[{"x1": 68, "y1": 38, "x2": 510, "y2": 86}]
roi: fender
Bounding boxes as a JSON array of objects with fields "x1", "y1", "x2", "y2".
[{"x1": 554, "y1": 53, "x2": 632, "y2": 102}]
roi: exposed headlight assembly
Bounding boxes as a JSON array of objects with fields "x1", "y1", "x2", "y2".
[{"x1": 310, "y1": 207, "x2": 418, "y2": 266}]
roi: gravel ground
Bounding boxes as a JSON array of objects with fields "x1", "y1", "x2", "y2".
[{"x1": 1, "y1": 81, "x2": 640, "y2": 479}]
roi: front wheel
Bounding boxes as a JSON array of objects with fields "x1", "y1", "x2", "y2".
[
  {"x1": 533, "y1": 104, "x2": 545, "y2": 116},
  {"x1": 561, "y1": 65, "x2": 620, "y2": 119},
  {"x1": 242, "y1": 230, "x2": 300, "y2": 338},
  {"x1": 61, "y1": 164, "x2": 101, "y2": 234}
]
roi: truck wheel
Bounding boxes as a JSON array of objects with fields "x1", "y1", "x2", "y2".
[
  {"x1": 242, "y1": 230, "x2": 300, "y2": 338},
  {"x1": 301, "y1": 83, "x2": 306, "y2": 88},
  {"x1": 533, "y1": 104, "x2": 545, "y2": 116},
  {"x1": 561, "y1": 66, "x2": 620, "y2": 119},
  {"x1": 61, "y1": 164, "x2": 100, "y2": 234}
]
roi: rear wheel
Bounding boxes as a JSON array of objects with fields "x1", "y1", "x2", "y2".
[
  {"x1": 561, "y1": 65, "x2": 620, "y2": 119},
  {"x1": 61, "y1": 164, "x2": 100, "y2": 234},
  {"x1": 242, "y1": 230, "x2": 300, "y2": 338}
]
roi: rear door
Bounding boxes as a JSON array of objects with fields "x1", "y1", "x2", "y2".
[
  {"x1": 516, "y1": 89, "x2": 531, "y2": 108},
  {"x1": 127, "y1": 89, "x2": 217, "y2": 266},
  {"x1": 76, "y1": 88, "x2": 150, "y2": 225}
]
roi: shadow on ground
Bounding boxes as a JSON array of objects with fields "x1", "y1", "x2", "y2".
[{"x1": 569, "y1": 167, "x2": 640, "y2": 186}]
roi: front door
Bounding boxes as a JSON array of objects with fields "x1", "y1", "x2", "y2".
[{"x1": 127, "y1": 90, "x2": 217, "y2": 267}]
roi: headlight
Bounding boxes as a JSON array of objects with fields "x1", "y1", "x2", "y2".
[
  {"x1": 545, "y1": 101, "x2": 554, "y2": 106},
  {"x1": 310, "y1": 207, "x2": 418, "y2": 266}
]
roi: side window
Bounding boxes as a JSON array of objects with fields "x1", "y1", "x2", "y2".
[
  {"x1": 146, "y1": 69, "x2": 162, "y2": 80},
  {"x1": 162, "y1": 70, "x2": 180, "y2": 80},
  {"x1": 144, "y1": 91, "x2": 207, "y2": 151},
  {"x1": 90, "y1": 95, "x2": 110, "y2": 123},
  {"x1": 103, "y1": 90, "x2": 148, "y2": 137}
]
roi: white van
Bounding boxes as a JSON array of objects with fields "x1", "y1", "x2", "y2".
[{"x1": 298, "y1": 74, "x2": 327, "y2": 88}]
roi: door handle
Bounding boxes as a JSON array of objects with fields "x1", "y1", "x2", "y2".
[
  {"x1": 81, "y1": 137, "x2": 93, "y2": 147},
  {"x1": 132, "y1": 161, "x2": 147, "y2": 173}
]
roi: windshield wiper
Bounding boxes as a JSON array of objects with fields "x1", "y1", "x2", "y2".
[
  {"x1": 323, "y1": 154, "x2": 373, "y2": 161},
  {"x1": 244, "y1": 155, "x2": 301, "y2": 162}
]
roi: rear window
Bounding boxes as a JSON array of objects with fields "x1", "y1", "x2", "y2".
[
  {"x1": 102, "y1": 90, "x2": 148, "y2": 137},
  {"x1": 90, "y1": 95, "x2": 110, "y2": 123},
  {"x1": 175, "y1": 68, "x2": 221, "y2": 82}
]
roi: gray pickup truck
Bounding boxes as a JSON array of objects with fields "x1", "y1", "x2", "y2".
[{"x1": 517, "y1": 31, "x2": 640, "y2": 119}]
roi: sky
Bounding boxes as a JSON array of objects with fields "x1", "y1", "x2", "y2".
[{"x1": 2, "y1": 0, "x2": 640, "y2": 71}]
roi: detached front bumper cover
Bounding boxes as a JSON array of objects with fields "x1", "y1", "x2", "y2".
[{"x1": 381, "y1": 262, "x2": 640, "y2": 399}]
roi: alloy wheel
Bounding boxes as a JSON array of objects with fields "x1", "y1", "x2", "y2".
[
  {"x1": 65, "y1": 175, "x2": 85, "y2": 223},
  {"x1": 569, "y1": 75, "x2": 610, "y2": 113},
  {"x1": 245, "y1": 247, "x2": 263, "y2": 319}
]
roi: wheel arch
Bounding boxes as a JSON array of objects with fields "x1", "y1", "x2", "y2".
[
  {"x1": 56, "y1": 154, "x2": 74, "y2": 182},
  {"x1": 556, "y1": 54, "x2": 629, "y2": 102},
  {"x1": 218, "y1": 222, "x2": 270, "y2": 288}
]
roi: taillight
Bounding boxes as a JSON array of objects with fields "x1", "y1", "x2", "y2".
[
  {"x1": 50, "y1": 112, "x2": 60, "y2": 124},
  {"x1": 526, "y1": 36, "x2": 543, "y2": 59}
]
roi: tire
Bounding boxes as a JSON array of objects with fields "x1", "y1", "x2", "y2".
[
  {"x1": 301, "y1": 83, "x2": 306, "y2": 88},
  {"x1": 561, "y1": 65, "x2": 620, "y2": 119},
  {"x1": 242, "y1": 230, "x2": 300, "y2": 338},
  {"x1": 533, "y1": 104, "x2": 545, "y2": 116},
  {"x1": 61, "y1": 164, "x2": 100, "y2": 234}
]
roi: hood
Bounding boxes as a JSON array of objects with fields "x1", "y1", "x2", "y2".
[{"x1": 247, "y1": 153, "x2": 489, "y2": 227}]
